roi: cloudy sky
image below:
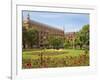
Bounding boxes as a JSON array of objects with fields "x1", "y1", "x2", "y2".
[{"x1": 22, "y1": 11, "x2": 89, "y2": 32}]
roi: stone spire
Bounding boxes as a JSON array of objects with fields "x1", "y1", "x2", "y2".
[
  {"x1": 27, "y1": 13, "x2": 30, "y2": 21},
  {"x1": 23, "y1": 13, "x2": 30, "y2": 29}
]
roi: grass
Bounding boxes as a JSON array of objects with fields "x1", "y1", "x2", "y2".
[{"x1": 22, "y1": 49, "x2": 89, "y2": 69}]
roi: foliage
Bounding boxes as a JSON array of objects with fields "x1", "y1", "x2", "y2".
[
  {"x1": 27, "y1": 28, "x2": 38, "y2": 48},
  {"x1": 75, "y1": 24, "x2": 89, "y2": 50},
  {"x1": 48, "y1": 36, "x2": 64, "y2": 49},
  {"x1": 22, "y1": 27, "x2": 27, "y2": 48},
  {"x1": 22, "y1": 49, "x2": 89, "y2": 68},
  {"x1": 22, "y1": 27, "x2": 38, "y2": 48},
  {"x1": 64, "y1": 40, "x2": 71, "y2": 49}
]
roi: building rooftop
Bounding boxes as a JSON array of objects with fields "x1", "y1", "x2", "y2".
[{"x1": 23, "y1": 19, "x2": 64, "y2": 32}]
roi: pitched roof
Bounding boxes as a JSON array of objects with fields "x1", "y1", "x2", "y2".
[{"x1": 28, "y1": 19, "x2": 64, "y2": 32}]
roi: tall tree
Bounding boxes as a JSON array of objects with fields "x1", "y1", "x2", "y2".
[
  {"x1": 26, "y1": 28, "x2": 38, "y2": 48},
  {"x1": 75, "y1": 24, "x2": 89, "y2": 50},
  {"x1": 22, "y1": 27, "x2": 38, "y2": 49},
  {"x1": 64, "y1": 40, "x2": 71, "y2": 49},
  {"x1": 48, "y1": 36, "x2": 64, "y2": 49},
  {"x1": 22, "y1": 27, "x2": 27, "y2": 49}
]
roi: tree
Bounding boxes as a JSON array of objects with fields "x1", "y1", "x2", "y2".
[
  {"x1": 64, "y1": 40, "x2": 70, "y2": 49},
  {"x1": 26, "y1": 28, "x2": 38, "y2": 48},
  {"x1": 22, "y1": 27, "x2": 27, "y2": 49},
  {"x1": 22, "y1": 27, "x2": 38, "y2": 49},
  {"x1": 48, "y1": 36, "x2": 64, "y2": 49},
  {"x1": 75, "y1": 24, "x2": 89, "y2": 50}
]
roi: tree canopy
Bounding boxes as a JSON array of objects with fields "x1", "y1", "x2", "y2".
[
  {"x1": 22, "y1": 27, "x2": 38, "y2": 48},
  {"x1": 75, "y1": 24, "x2": 89, "y2": 50},
  {"x1": 48, "y1": 36, "x2": 64, "y2": 49}
]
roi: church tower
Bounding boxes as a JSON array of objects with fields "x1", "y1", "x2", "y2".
[
  {"x1": 27, "y1": 13, "x2": 30, "y2": 21},
  {"x1": 23, "y1": 13, "x2": 30, "y2": 29}
]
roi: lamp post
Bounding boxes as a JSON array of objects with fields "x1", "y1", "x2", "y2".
[
  {"x1": 40, "y1": 35, "x2": 46, "y2": 67},
  {"x1": 40, "y1": 50, "x2": 43, "y2": 67},
  {"x1": 63, "y1": 25, "x2": 66, "y2": 48}
]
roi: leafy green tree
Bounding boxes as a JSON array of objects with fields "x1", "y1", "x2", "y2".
[
  {"x1": 48, "y1": 36, "x2": 64, "y2": 49},
  {"x1": 22, "y1": 27, "x2": 27, "y2": 49},
  {"x1": 22, "y1": 27, "x2": 38, "y2": 49},
  {"x1": 26, "y1": 28, "x2": 38, "y2": 48},
  {"x1": 75, "y1": 24, "x2": 89, "y2": 50},
  {"x1": 64, "y1": 40, "x2": 70, "y2": 49}
]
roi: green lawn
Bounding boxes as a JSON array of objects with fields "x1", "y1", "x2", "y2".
[{"x1": 22, "y1": 49, "x2": 89, "y2": 69}]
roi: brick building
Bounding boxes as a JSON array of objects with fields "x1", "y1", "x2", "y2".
[
  {"x1": 65, "y1": 32, "x2": 76, "y2": 41},
  {"x1": 22, "y1": 14, "x2": 64, "y2": 48}
]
